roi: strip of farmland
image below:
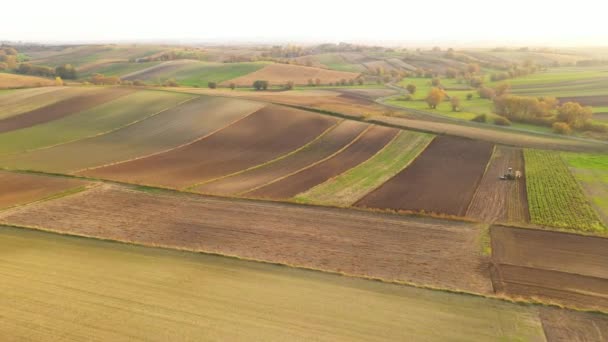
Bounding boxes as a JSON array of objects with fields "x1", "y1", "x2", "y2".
[
  {"x1": 0, "y1": 97, "x2": 264, "y2": 173},
  {"x1": 491, "y1": 225, "x2": 608, "y2": 311},
  {"x1": 0, "y1": 171, "x2": 87, "y2": 210},
  {"x1": 85, "y1": 105, "x2": 336, "y2": 189},
  {"x1": 539, "y1": 307, "x2": 608, "y2": 342},
  {"x1": 0, "y1": 90, "x2": 192, "y2": 155},
  {"x1": 524, "y1": 149, "x2": 605, "y2": 233},
  {"x1": 121, "y1": 59, "x2": 198, "y2": 81},
  {"x1": 0, "y1": 226, "x2": 545, "y2": 341},
  {"x1": 294, "y1": 131, "x2": 434, "y2": 206},
  {"x1": 0, "y1": 87, "x2": 134, "y2": 133},
  {"x1": 247, "y1": 125, "x2": 399, "y2": 200},
  {"x1": 356, "y1": 136, "x2": 493, "y2": 216},
  {"x1": 195, "y1": 120, "x2": 369, "y2": 195},
  {"x1": 0, "y1": 87, "x2": 82, "y2": 120},
  {"x1": 224, "y1": 63, "x2": 361, "y2": 86},
  {"x1": 466, "y1": 146, "x2": 529, "y2": 223},
  {"x1": 0, "y1": 185, "x2": 493, "y2": 294}
]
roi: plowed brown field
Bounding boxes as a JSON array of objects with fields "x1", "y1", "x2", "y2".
[
  {"x1": 224, "y1": 63, "x2": 360, "y2": 86},
  {"x1": 195, "y1": 120, "x2": 369, "y2": 195},
  {"x1": 466, "y1": 146, "x2": 529, "y2": 223},
  {"x1": 559, "y1": 95, "x2": 608, "y2": 107},
  {"x1": 0, "y1": 185, "x2": 493, "y2": 294},
  {"x1": 0, "y1": 171, "x2": 87, "y2": 209},
  {"x1": 357, "y1": 136, "x2": 493, "y2": 216},
  {"x1": 85, "y1": 105, "x2": 336, "y2": 188},
  {"x1": 247, "y1": 125, "x2": 399, "y2": 199},
  {"x1": 491, "y1": 225, "x2": 608, "y2": 310},
  {"x1": 0, "y1": 87, "x2": 134, "y2": 133}
]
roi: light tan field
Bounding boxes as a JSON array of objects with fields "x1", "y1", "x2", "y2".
[
  {"x1": 0, "y1": 73, "x2": 55, "y2": 89},
  {"x1": 223, "y1": 63, "x2": 361, "y2": 86},
  {"x1": 0, "y1": 226, "x2": 546, "y2": 341},
  {"x1": 0, "y1": 171, "x2": 87, "y2": 210}
]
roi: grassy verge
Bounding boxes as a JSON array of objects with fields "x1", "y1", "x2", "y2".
[
  {"x1": 524, "y1": 149, "x2": 605, "y2": 233},
  {"x1": 294, "y1": 131, "x2": 433, "y2": 206}
]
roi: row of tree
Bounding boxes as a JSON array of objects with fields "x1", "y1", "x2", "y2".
[{"x1": 15, "y1": 63, "x2": 78, "y2": 79}]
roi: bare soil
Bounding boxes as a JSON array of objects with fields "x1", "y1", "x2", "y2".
[
  {"x1": 540, "y1": 307, "x2": 608, "y2": 342},
  {"x1": 84, "y1": 105, "x2": 336, "y2": 189},
  {"x1": 491, "y1": 225, "x2": 608, "y2": 310},
  {"x1": 357, "y1": 136, "x2": 494, "y2": 216},
  {"x1": 466, "y1": 146, "x2": 529, "y2": 223},
  {"x1": 122, "y1": 60, "x2": 197, "y2": 81},
  {"x1": 246, "y1": 125, "x2": 399, "y2": 199},
  {"x1": 223, "y1": 63, "x2": 360, "y2": 86},
  {"x1": 0, "y1": 185, "x2": 493, "y2": 294},
  {"x1": 195, "y1": 120, "x2": 369, "y2": 195},
  {"x1": 0, "y1": 87, "x2": 134, "y2": 133},
  {"x1": 559, "y1": 95, "x2": 608, "y2": 107},
  {"x1": 0, "y1": 171, "x2": 86, "y2": 209}
]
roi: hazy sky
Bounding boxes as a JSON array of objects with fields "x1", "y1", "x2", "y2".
[{"x1": 3, "y1": 0, "x2": 607, "y2": 46}]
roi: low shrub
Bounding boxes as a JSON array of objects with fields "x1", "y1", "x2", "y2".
[
  {"x1": 552, "y1": 122, "x2": 572, "y2": 135},
  {"x1": 471, "y1": 114, "x2": 487, "y2": 123},
  {"x1": 493, "y1": 117, "x2": 511, "y2": 126}
]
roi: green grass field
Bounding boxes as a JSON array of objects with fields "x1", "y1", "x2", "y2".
[
  {"x1": 134, "y1": 61, "x2": 270, "y2": 86},
  {"x1": 0, "y1": 225, "x2": 546, "y2": 341},
  {"x1": 79, "y1": 61, "x2": 163, "y2": 78},
  {"x1": 0, "y1": 90, "x2": 193, "y2": 155},
  {"x1": 562, "y1": 152, "x2": 608, "y2": 226},
  {"x1": 524, "y1": 149, "x2": 605, "y2": 233},
  {"x1": 295, "y1": 131, "x2": 434, "y2": 206},
  {"x1": 314, "y1": 53, "x2": 366, "y2": 72}
]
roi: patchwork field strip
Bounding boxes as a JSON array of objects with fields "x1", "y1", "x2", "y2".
[
  {"x1": 562, "y1": 152, "x2": 608, "y2": 226},
  {"x1": 246, "y1": 125, "x2": 399, "y2": 200},
  {"x1": 0, "y1": 73, "x2": 55, "y2": 89},
  {"x1": 0, "y1": 97, "x2": 264, "y2": 173},
  {"x1": 357, "y1": 136, "x2": 494, "y2": 216},
  {"x1": 0, "y1": 90, "x2": 193, "y2": 155},
  {"x1": 0, "y1": 226, "x2": 545, "y2": 341},
  {"x1": 0, "y1": 87, "x2": 134, "y2": 133},
  {"x1": 295, "y1": 131, "x2": 434, "y2": 207},
  {"x1": 224, "y1": 63, "x2": 361, "y2": 86},
  {"x1": 195, "y1": 120, "x2": 369, "y2": 196},
  {"x1": 121, "y1": 60, "x2": 197, "y2": 81},
  {"x1": 539, "y1": 307, "x2": 608, "y2": 342},
  {"x1": 466, "y1": 146, "x2": 529, "y2": 223},
  {"x1": 84, "y1": 105, "x2": 337, "y2": 189},
  {"x1": 0, "y1": 87, "x2": 80, "y2": 120},
  {"x1": 491, "y1": 225, "x2": 608, "y2": 311},
  {"x1": 0, "y1": 171, "x2": 88, "y2": 210},
  {"x1": 0, "y1": 185, "x2": 493, "y2": 294}
]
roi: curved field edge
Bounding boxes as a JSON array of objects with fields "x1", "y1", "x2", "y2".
[
  {"x1": 524, "y1": 149, "x2": 605, "y2": 233},
  {"x1": 294, "y1": 131, "x2": 434, "y2": 206},
  {"x1": 0, "y1": 90, "x2": 194, "y2": 156},
  {"x1": 0, "y1": 225, "x2": 546, "y2": 341}
]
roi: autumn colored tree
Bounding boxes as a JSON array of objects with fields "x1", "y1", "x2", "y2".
[
  {"x1": 478, "y1": 87, "x2": 496, "y2": 99},
  {"x1": 425, "y1": 88, "x2": 444, "y2": 109},
  {"x1": 55, "y1": 76, "x2": 63, "y2": 86},
  {"x1": 494, "y1": 82, "x2": 511, "y2": 96},
  {"x1": 557, "y1": 102, "x2": 593, "y2": 128},
  {"x1": 253, "y1": 80, "x2": 269, "y2": 90},
  {"x1": 553, "y1": 122, "x2": 572, "y2": 134},
  {"x1": 431, "y1": 77, "x2": 441, "y2": 87},
  {"x1": 315, "y1": 78, "x2": 321, "y2": 86},
  {"x1": 467, "y1": 63, "x2": 480, "y2": 74},
  {"x1": 229, "y1": 83, "x2": 236, "y2": 90},
  {"x1": 450, "y1": 96, "x2": 461, "y2": 111},
  {"x1": 55, "y1": 64, "x2": 77, "y2": 79},
  {"x1": 208, "y1": 82, "x2": 217, "y2": 89}
]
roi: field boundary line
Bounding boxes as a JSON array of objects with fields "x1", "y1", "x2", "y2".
[
  {"x1": 73, "y1": 102, "x2": 267, "y2": 174},
  {"x1": 235, "y1": 124, "x2": 374, "y2": 196},
  {"x1": 306, "y1": 131, "x2": 436, "y2": 206},
  {"x1": 184, "y1": 120, "x2": 343, "y2": 190},
  {"x1": 1, "y1": 221, "x2": 607, "y2": 315},
  {"x1": 0, "y1": 182, "x2": 98, "y2": 213},
  {"x1": 465, "y1": 144, "x2": 498, "y2": 216},
  {"x1": 0, "y1": 94, "x2": 198, "y2": 157}
]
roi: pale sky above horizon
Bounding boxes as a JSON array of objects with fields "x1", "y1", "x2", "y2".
[{"x1": 3, "y1": 0, "x2": 607, "y2": 46}]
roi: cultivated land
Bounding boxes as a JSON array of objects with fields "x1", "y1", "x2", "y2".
[
  {"x1": 0, "y1": 171, "x2": 87, "y2": 210},
  {"x1": 0, "y1": 226, "x2": 546, "y2": 342},
  {"x1": 0, "y1": 87, "x2": 83, "y2": 120},
  {"x1": 121, "y1": 59, "x2": 198, "y2": 81},
  {"x1": 466, "y1": 146, "x2": 530, "y2": 223},
  {"x1": 0, "y1": 96, "x2": 264, "y2": 173},
  {"x1": 0, "y1": 87, "x2": 134, "y2": 133},
  {"x1": 357, "y1": 136, "x2": 494, "y2": 216},
  {"x1": 0, "y1": 185, "x2": 493, "y2": 294},
  {"x1": 224, "y1": 63, "x2": 361, "y2": 86},
  {"x1": 0, "y1": 73, "x2": 55, "y2": 88},
  {"x1": 491, "y1": 225, "x2": 608, "y2": 310},
  {"x1": 562, "y1": 152, "x2": 608, "y2": 226},
  {"x1": 0, "y1": 90, "x2": 191, "y2": 155},
  {"x1": 86, "y1": 105, "x2": 337, "y2": 188},
  {"x1": 295, "y1": 131, "x2": 434, "y2": 206},
  {"x1": 247, "y1": 125, "x2": 400, "y2": 200},
  {"x1": 195, "y1": 120, "x2": 369, "y2": 196},
  {"x1": 539, "y1": 307, "x2": 608, "y2": 342},
  {"x1": 524, "y1": 149, "x2": 605, "y2": 233}
]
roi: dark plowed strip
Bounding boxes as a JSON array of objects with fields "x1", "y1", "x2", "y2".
[
  {"x1": 195, "y1": 120, "x2": 369, "y2": 195},
  {"x1": 558, "y1": 95, "x2": 608, "y2": 107},
  {"x1": 87, "y1": 105, "x2": 336, "y2": 189},
  {"x1": 356, "y1": 136, "x2": 493, "y2": 216},
  {"x1": 539, "y1": 307, "x2": 608, "y2": 342},
  {"x1": 246, "y1": 125, "x2": 399, "y2": 200},
  {"x1": 0, "y1": 87, "x2": 134, "y2": 133}
]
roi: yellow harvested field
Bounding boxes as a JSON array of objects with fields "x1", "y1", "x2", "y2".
[
  {"x1": 223, "y1": 63, "x2": 360, "y2": 86},
  {"x1": 0, "y1": 73, "x2": 55, "y2": 89},
  {"x1": 0, "y1": 226, "x2": 546, "y2": 341}
]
